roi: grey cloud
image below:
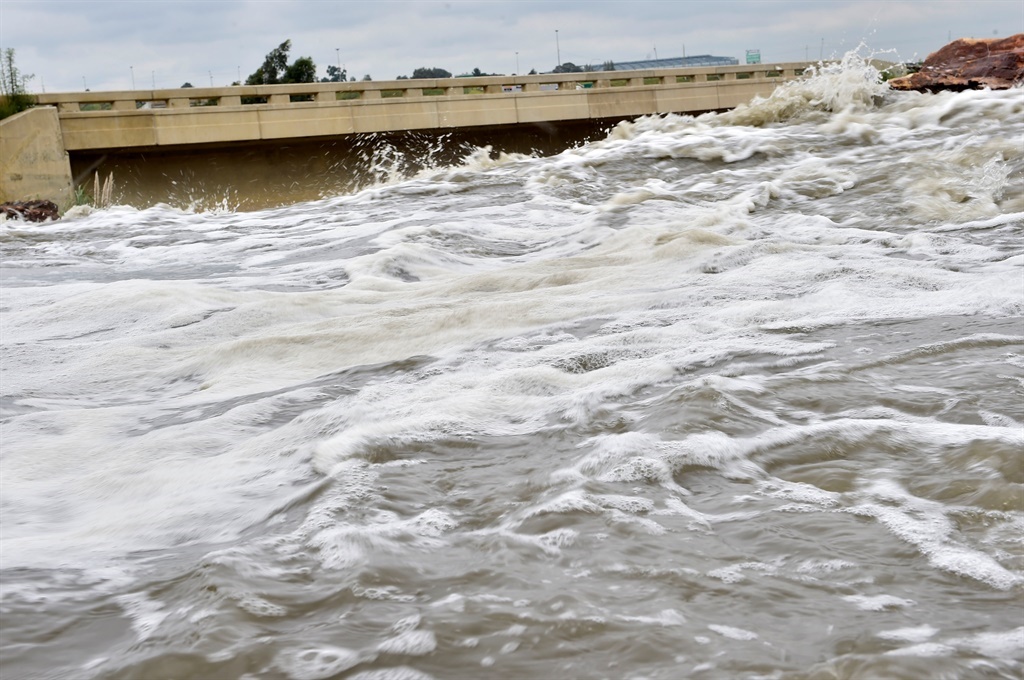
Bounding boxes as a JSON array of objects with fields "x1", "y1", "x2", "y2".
[{"x1": 1, "y1": 0, "x2": 1018, "y2": 92}]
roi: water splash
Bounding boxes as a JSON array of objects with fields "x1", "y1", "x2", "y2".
[{"x1": 713, "y1": 46, "x2": 891, "y2": 127}]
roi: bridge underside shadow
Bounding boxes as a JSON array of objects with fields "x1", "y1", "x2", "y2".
[{"x1": 72, "y1": 116, "x2": 673, "y2": 211}]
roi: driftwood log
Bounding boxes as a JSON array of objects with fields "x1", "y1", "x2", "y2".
[{"x1": 1, "y1": 200, "x2": 61, "y2": 223}]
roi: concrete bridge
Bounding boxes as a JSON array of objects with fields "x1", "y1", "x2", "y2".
[{"x1": 2, "y1": 62, "x2": 809, "y2": 208}]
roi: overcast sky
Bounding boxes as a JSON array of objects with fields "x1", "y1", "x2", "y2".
[{"x1": 2, "y1": 0, "x2": 1021, "y2": 93}]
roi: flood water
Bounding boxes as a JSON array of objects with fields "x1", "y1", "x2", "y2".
[{"x1": 2, "y1": 56, "x2": 1023, "y2": 679}]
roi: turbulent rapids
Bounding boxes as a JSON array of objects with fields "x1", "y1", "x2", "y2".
[{"x1": 2, "y1": 56, "x2": 1023, "y2": 679}]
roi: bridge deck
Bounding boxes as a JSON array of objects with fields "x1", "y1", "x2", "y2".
[{"x1": 33, "y1": 63, "x2": 809, "y2": 152}]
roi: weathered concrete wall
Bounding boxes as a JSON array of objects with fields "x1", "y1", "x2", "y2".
[{"x1": 0, "y1": 107, "x2": 73, "y2": 206}]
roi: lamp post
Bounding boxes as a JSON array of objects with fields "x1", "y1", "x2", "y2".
[
  {"x1": 555, "y1": 30, "x2": 561, "y2": 67},
  {"x1": 130, "y1": 65, "x2": 135, "y2": 90},
  {"x1": 515, "y1": 51, "x2": 519, "y2": 74},
  {"x1": 336, "y1": 47, "x2": 341, "y2": 79}
]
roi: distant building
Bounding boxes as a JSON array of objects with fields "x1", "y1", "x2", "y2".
[{"x1": 593, "y1": 55, "x2": 738, "y2": 71}]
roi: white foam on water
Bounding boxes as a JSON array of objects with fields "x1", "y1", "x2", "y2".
[
  {"x1": 302, "y1": 483, "x2": 457, "y2": 571},
  {"x1": 876, "y1": 625, "x2": 939, "y2": 643},
  {"x1": 849, "y1": 478, "x2": 1022, "y2": 590},
  {"x1": 376, "y1": 630, "x2": 437, "y2": 656},
  {"x1": 842, "y1": 594, "x2": 916, "y2": 611},
  {"x1": 951, "y1": 627, "x2": 1024, "y2": 660},
  {"x1": 115, "y1": 592, "x2": 168, "y2": 642},
  {"x1": 756, "y1": 480, "x2": 842, "y2": 508},
  {"x1": 883, "y1": 642, "x2": 955, "y2": 658},
  {"x1": 349, "y1": 668, "x2": 435, "y2": 680},
  {"x1": 275, "y1": 646, "x2": 363, "y2": 680},
  {"x1": 707, "y1": 561, "x2": 779, "y2": 584},
  {"x1": 708, "y1": 624, "x2": 759, "y2": 641},
  {"x1": 795, "y1": 559, "x2": 859, "y2": 575},
  {"x1": 0, "y1": 389, "x2": 320, "y2": 568},
  {"x1": 618, "y1": 609, "x2": 686, "y2": 626},
  {"x1": 883, "y1": 627, "x2": 1024, "y2": 661},
  {"x1": 236, "y1": 594, "x2": 288, "y2": 618}
]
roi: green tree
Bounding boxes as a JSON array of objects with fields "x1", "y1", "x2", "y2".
[
  {"x1": 245, "y1": 40, "x2": 317, "y2": 86},
  {"x1": 284, "y1": 56, "x2": 316, "y2": 84},
  {"x1": 320, "y1": 64, "x2": 347, "y2": 82},
  {"x1": 242, "y1": 40, "x2": 317, "y2": 103},
  {"x1": 181, "y1": 82, "x2": 194, "y2": 88},
  {"x1": 552, "y1": 62, "x2": 583, "y2": 73},
  {"x1": 411, "y1": 67, "x2": 452, "y2": 79},
  {"x1": 246, "y1": 40, "x2": 292, "y2": 85},
  {"x1": 0, "y1": 48, "x2": 35, "y2": 120}
]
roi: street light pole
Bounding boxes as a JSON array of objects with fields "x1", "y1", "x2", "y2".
[
  {"x1": 336, "y1": 48, "x2": 341, "y2": 78},
  {"x1": 515, "y1": 51, "x2": 519, "y2": 74},
  {"x1": 555, "y1": 30, "x2": 561, "y2": 67},
  {"x1": 130, "y1": 65, "x2": 135, "y2": 90}
]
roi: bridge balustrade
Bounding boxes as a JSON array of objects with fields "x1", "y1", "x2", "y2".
[{"x1": 34, "y1": 64, "x2": 801, "y2": 114}]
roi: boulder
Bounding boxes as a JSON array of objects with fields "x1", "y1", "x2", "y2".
[
  {"x1": 0, "y1": 200, "x2": 61, "y2": 222},
  {"x1": 888, "y1": 34, "x2": 1024, "y2": 92}
]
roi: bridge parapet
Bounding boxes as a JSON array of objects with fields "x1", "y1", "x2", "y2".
[{"x1": 34, "y1": 62, "x2": 808, "y2": 131}]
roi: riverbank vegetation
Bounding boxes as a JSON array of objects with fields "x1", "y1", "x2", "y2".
[{"x1": 1, "y1": 48, "x2": 35, "y2": 120}]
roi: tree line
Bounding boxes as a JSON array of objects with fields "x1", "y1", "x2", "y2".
[
  {"x1": 228, "y1": 40, "x2": 545, "y2": 89},
  {"x1": 1, "y1": 40, "x2": 619, "y2": 118}
]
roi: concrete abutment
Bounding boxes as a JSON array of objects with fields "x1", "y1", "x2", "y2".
[{"x1": 0, "y1": 107, "x2": 74, "y2": 207}]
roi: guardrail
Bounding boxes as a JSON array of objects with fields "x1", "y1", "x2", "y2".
[{"x1": 35, "y1": 63, "x2": 808, "y2": 113}]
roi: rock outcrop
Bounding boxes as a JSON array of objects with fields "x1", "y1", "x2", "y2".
[
  {"x1": 0, "y1": 200, "x2": 61, "y2": 222},
  {"x1": 888, "y1": 34, "x2": 1024, "y2": 92}
]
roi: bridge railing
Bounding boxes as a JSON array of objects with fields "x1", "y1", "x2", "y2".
[{"x1": 35, "y1": 63, "x2": 810, "y2": 113}]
